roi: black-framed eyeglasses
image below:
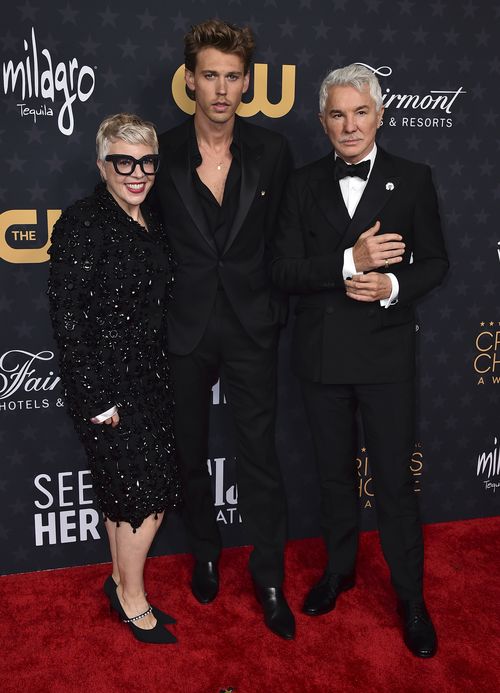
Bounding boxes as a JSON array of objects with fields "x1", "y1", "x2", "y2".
[{"x1": 104, "y1": 154, "x2": 160, "y2": 175}]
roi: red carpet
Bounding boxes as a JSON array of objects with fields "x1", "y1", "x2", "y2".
[{"x1": 1, "y1": 517, "x2": 499, "y2": 693}]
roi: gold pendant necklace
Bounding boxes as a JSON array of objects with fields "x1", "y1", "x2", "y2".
[{"x1": 198, "y1": 140, "x2": 227, "y2": 171}]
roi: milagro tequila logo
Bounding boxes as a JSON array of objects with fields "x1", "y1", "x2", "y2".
[
  {"x1": 2, "y1": 27, "x2": 96, "y2": 136},
  {"x1": 359, "y1": 63, "x2": 466, "y2": 128},
  {"x1": 0, "y1": 349, "x2": 61, "y2": 411},
  {"x1": 477, "y1": 437, "x2": 500, "y2": 493}
]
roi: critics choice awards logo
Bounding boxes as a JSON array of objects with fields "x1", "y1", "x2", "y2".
[
  {"x1": 0, "y1": 349, "x2": 62, "y2": 412},
  {"x1": 476, "y1": 437, "x2": 500, "y2": 494},
  {"x1": 473, "y1": 323, "x2": 500, "y2": 385},
  {"x1": 357, "y1": 443, "x2": 424, "y2": 509}
]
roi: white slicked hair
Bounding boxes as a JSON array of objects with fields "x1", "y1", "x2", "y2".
[{"x1": 319, "y1": 63, "x2": 383, "y2": 114}]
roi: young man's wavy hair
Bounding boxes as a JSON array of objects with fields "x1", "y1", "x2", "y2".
[{"x1": 184, "y1": 18, "x2": 255, "y2": 75}]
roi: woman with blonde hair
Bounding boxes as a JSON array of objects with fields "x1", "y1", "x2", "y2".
[{"x1": 48, "y1": 113, "x2": 180, "y2": 644}]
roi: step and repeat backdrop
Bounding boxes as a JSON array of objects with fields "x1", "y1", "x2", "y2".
[{"x1": 1, "y1": 0, "x2": 498, "y2": 575}]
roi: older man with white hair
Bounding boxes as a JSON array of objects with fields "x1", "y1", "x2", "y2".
[{"x1": 272, "y1": 63, "x2": 448, "y2": 657}]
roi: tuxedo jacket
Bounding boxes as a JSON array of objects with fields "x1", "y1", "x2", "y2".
[
  {"x1": 272, "y1": 147, "x2": 449, "y2": 384},
  {"x1": 154, "y1": 116, "x2": 292, "y2": 356}
]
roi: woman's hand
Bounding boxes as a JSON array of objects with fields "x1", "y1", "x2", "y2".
[{"x1": 90, "y1": 411, "x2": 120, "y2": 427}]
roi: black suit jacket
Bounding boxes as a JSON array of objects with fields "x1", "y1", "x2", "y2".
[
  {"x1": 272, "y1": 147, "x2": 449, "y2": 384},
  {"x1": 154, "y1": 116, "x2": 292, "y2": 355}
]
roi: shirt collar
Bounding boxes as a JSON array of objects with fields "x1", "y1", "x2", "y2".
[{"x1": 189, "y1": 117, "x2": 241, "y2": 167}]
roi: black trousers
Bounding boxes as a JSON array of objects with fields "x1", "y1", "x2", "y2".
[
  {"x1": 301, "y1": 378, "x2": 424, "y2": 601},
  {"x1": 169, "y1": 291, "x2": 287, "y2": 586}
]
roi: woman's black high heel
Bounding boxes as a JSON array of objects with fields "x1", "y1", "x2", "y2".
[
  {"x1": 109, "y1": 589, "x2": 177, "y2": 644},
  {"x1": 103, "y1": 575, "x2": 176, "y2": 624}
]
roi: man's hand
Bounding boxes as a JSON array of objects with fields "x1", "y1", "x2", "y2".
[
  {"x1": 352, "y1": 221, "x2": 405, "y2": 272},
  {"x1": 90, "y1": 411, "x2": 120, "y2": 427},
  {"x1": 345, "y1": 272, "x2": 392, "y2": 302}
]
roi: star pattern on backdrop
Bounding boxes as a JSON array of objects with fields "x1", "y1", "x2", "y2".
[{"x1": 0, "y1": 0, "x2": 498, "y2": 575}]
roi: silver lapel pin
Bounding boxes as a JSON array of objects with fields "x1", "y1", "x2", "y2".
[{"x1": 386, "y1": 182, "x2": 395, "y2": 191}]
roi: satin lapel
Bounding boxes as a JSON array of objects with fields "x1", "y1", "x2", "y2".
[
  {"x1": 342, "y1": 149, "x2": 400, "y2": 249},
  {"x1": 167, "y1": 132, "x2": 216, "y2": 254},
  {"x1": 309, "y1": 155, "x2": 351, "y2": 240},
  {"x1": 223, "y1": 136, "x2": 262, "y2": 255}
]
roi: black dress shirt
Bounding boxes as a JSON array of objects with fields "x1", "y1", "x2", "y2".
[{"x1": 189, "y1": 120, "x2": 241, "y2": 255}]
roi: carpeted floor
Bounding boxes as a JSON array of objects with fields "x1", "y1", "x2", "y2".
[{"x1": 1, "y1": 517, "x2": 499, "y2": 693}]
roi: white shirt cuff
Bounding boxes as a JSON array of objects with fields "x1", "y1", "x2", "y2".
[
  {"x1": 92, "y1": 405, "x2": 118, "y2": 423},
  {"x1": 380, "y1": 273, "x2": 399, "y2": 308},
  {"x1": 343, "y1": 248, "x2": 360, "y2": 279}
]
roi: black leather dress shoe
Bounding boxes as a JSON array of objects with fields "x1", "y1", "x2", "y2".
[
  {"x1": 191, "y1": 560, "x2": 219, "y2": 604},
  {"x1": 398, "y1": 600, "x2": 437, "y2": 658},
  {"x1": 302, "y1": 572, "x2": 355, "y2": 616},
  {"x1": 254, "y1": 584, "x2": 295, "y2": 640}
]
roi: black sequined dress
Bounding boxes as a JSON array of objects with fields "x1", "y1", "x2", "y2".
[{"x1": 47, "y1": 184, "x2": 180, "y2": 529}]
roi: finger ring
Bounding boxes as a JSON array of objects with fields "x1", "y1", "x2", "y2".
[{"x1": 384, "y1": 258, "x2": 389, "y2": 269}]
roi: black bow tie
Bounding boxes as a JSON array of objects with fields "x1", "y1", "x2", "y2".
[{"x1": 334, "y1": 158, "x2": 370, "y2": 182}]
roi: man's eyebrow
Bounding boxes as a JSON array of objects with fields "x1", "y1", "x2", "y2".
[
  {"x1": 329, "y1": 104, "x2": 370, "y2": 113},
  {"x1": 200, "y1": 69, "x2": 243, "y2": 75}
]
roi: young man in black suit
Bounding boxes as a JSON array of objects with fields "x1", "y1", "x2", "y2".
[
  {"x1": 153, "y1": 19, "x2": 294, "y2": 639},
  {"x1": 272, "y1": 63, "x2": 448, "y2": 656}
]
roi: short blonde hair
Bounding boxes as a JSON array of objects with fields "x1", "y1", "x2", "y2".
[{"x1": 96, "y1": 113, "x2": 158, "y2": 160}]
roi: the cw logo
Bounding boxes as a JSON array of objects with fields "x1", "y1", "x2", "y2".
[
  {"x1": 0, "y1": 210, "x2": 61, "y2": 263},
  {"x1": 171, "y1": 63, "x2": 296, "y2": 118}
]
